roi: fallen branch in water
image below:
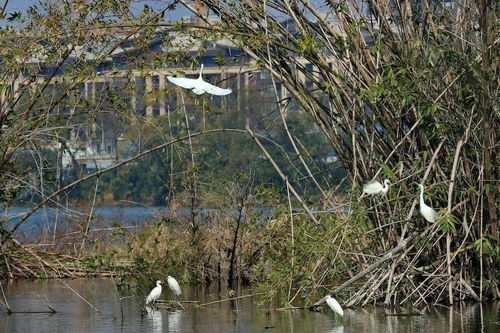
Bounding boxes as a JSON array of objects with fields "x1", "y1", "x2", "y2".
[
  {"x1": 311, "y1": 225, "x2": 433, "y2": 309},
  {"x1": 0, "y1": 282, "x2": 11, "y2": 313},
  {"x1": 153, "y1": 300, "x2": 186, "y2": 310},
  {"x1": 0, "y1": 282, "x2": 57, "y2": 314},
  {"x1": 267, "y1": 306, "x2": 309, "y2": 311},
  {"x1": 197, "y1": 291, "x2": 270, "y2": 307},
  {"x1": 34, "y1": 292, "x2": 57, "y2": 314},
  {"x1": 6, "y1": 310, "x2": 57, "y2": 314},
  {"x1": 384, "y1": 313, "x2": 422, "y2": 317},
  {"x1": 57, "y1": 278, "x2": 100, "y2": 313}
]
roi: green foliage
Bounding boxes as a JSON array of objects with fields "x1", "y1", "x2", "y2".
[
  {"x1": 474, "y1": 236, "x2": 500, "y2": 260},
  {"x1": 250, "y1": 209, "x2": 367, "y2": 305},
  {"x1": 379, "y1": 163, "x2": 397, "y2": 183},
  {"x1": 437, "y1": 211, "x2": 457, "y2": 234}
]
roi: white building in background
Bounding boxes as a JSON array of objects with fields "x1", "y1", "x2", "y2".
[{"x1": 61, "y1": 138, "x2": 118, "y2": 172}]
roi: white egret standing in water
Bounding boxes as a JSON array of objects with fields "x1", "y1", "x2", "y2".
[
  {"x1": 167, "y1": 64, "x2": 232, "y2": 96},
  {"x1": 145, "y1": 280, "x2": 162, "y2": 306},
  {"x1": 167, "y1": 276, "x2": 182, "y2": 297},
  {"x1": 325, "y1": 295, "x2": 344, "y2": 317},
  {"x1": 362, "y1": 179, "x2": 391, "y2": 197},
  {"x1": 417, "y1": 184, "x2": 438, "y2": 222}
]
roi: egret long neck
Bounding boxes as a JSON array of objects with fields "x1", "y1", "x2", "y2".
[
  {"x1": 199, "y1": 64, "x2": 204, "y2": 78},
  {"x1": 419, "y1": 186, "x2": 425, "y2": 205}
]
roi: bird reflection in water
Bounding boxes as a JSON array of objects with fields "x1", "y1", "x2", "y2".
[
  {"x1": 146, "y1": 307, "x2": 163, "y2": 333},
  {"x1": 329, "y1": 325, "x2": 344, "y2": 333},
  {"x1": 168, "y1": 310, "x2": 182, "y2": 332}
]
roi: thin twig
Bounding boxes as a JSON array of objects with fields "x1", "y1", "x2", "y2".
[{"x1": 196, "y1": 292, "x2": 269, "y2": 307}]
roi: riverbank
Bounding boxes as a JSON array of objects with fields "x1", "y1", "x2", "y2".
[{"x1": 1, "y1": 199, "x2": 497, "y2": 310}]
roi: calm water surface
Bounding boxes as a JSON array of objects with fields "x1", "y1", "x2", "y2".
[
  {"x1": 0, "y1": 206, "x2": 165, "y2": 241},
  {"x1": 1, "y1": 279, "x2": 498, "y2": 332},
  {"x1": 0, "y1": 206, "x2": 274, "y2": 241}
]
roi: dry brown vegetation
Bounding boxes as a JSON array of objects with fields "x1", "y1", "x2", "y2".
[{"x1": 182, "y1": 0, "x2": 499, "y2": 307}]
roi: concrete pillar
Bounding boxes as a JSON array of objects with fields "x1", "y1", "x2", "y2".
[
  {"x1": 176, "y1": 90, "x2": 182, "y2": 109},
  {"x1": 159, "y1": 75, "x2": 166, "y2": 115},
  {"x1": 244, "y1": 72, "x2": 249, "y2": 87},
  {"x1": 84, "y1": 81, "x2": 89, "y2": 100},
  {"x1": 236, "y1": 71, "x2": 241, "y2": 115},
  {"x1": 221, "y1": 72, "x2": 227, "y2": 110},
  {"x1": 244, "y1": 72, "x2": 250, "y2": 115},
  {"x1": 145, "y1": 75, "x2": 153, "y2": 116},
  {"x1": 91, "y1": 81, "x2": 96, "y2": 101}
]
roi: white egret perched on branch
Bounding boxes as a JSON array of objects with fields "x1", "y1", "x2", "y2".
[
  {"x1": 167, "y1": 64, "x2": 232, "y2": 96},
  {"x1": 417, "y1": 184, "x2": 438, "y2": 223},
  {"x1": 145, "y1": 280, "x2": 162, "y2": 306},
  {"x1": 362, "y1": 179, "x2": 391, "y2": 197},
  {"x1": 167, "y1": 276, "x2": 182, "y2": 297},
  {"x1": 325, "y1": 295, "x2": 344, "y2": 317}
]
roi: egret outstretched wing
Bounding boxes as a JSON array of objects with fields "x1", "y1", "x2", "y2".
[
  {"x1": 198, "y1": 80, "x2": 233, "y2": 96},
  {"x1": 191, "y1": 88, "x2": 206, "y2": 95},
  {"x1": 167, "y1": 76, "x2": 197, "y2": 90},
  {"x1": 167, "y1": 65, "x2": 233, "y2": 96}
]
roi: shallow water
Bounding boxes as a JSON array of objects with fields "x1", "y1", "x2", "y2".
[{"x1": 0, "y1": 279, "x2": 498, "y2": 332}]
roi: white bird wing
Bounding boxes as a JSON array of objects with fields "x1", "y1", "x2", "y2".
[
  {"x1": 429, "y1": 208, "x2": 438, "y2": 222},
  {"x1": 167, "y1": 76, "x2": 198, "y2": 90},
  {"x1": 326, "y1": 296, "x2": 344, "y2": 316},
  {"x1": 363, "y1": 181, "x2": 382, "y2": 194},
  {"x1": 423, "y1": 205, "x2": 438, "y2": 222},
  {"x1": 197, "y1": 79, "x2": 232, "y2": 96},
  {"x1": 145, "y1": 285, "x2": 161, "y2": 304},
  {"x1": 168, "y1": 277, "x2": 182, "y2": 295}
]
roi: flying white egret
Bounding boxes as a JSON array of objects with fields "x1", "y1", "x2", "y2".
[
  {"x1": 325, "y1": 295, "x2": 344, "y2": 317},
  {"x1": 167, "y1": 275, "x2": 182, "y2": 297},
  {"x1": 145, "y1": 280, "x2": 162, "y2": 306},
  {"x1": 167, "y1": 64, "x2": 232, "y2": 96},
  {"x1": 362, "y1": 179, "x2": 391, "y2": 196},
  {"x1": 417, "y1": 184, "x2": 438, "y2": 223}
]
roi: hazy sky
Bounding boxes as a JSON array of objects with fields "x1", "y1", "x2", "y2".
[{"x1": 2, "y1": 0, "x2": 193, "y2": 23}]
